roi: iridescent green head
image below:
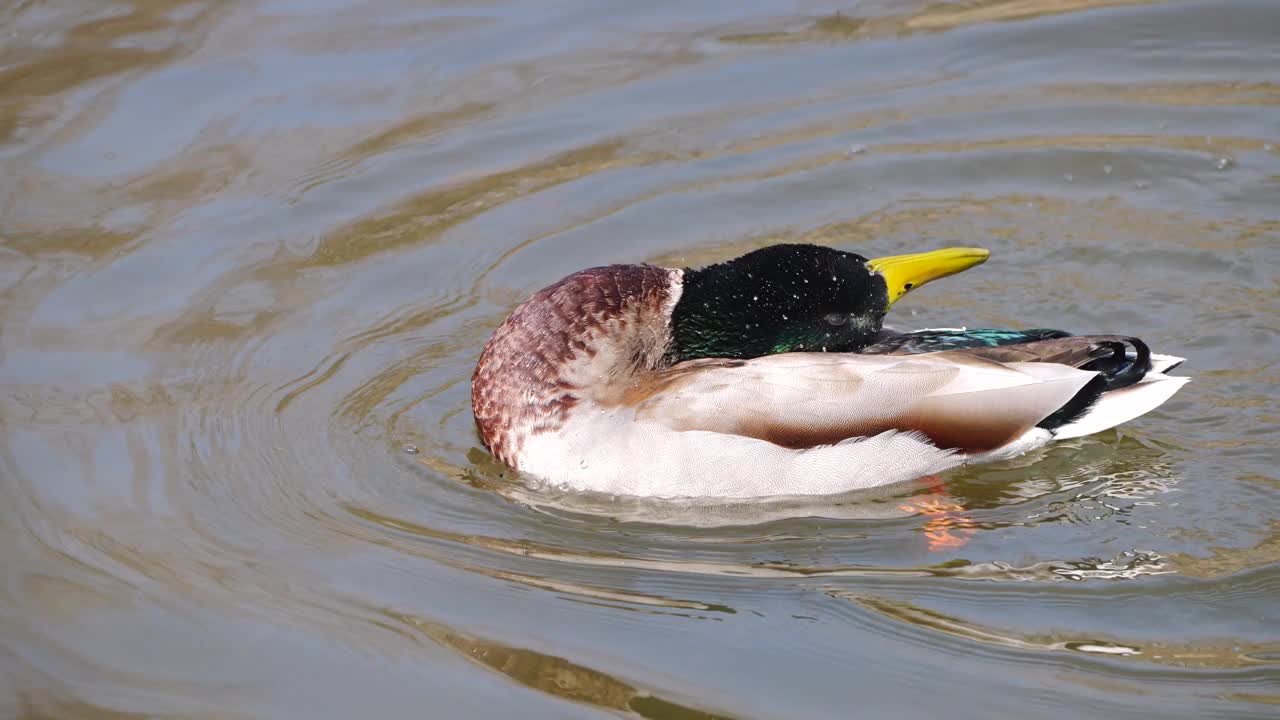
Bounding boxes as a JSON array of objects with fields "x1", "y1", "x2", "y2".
[{"x1": 668, "y1": 243, "x2": 988, "y2": 362}]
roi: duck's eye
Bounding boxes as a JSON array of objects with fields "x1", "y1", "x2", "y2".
[{"x1": 824, "y1": 312, "x2": 848, "y2": 326}]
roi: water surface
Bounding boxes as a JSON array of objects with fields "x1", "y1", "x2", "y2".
[{"x1": 2, "y1": 0, "x2": 1279, "y2": 717}]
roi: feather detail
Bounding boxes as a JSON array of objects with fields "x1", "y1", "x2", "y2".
[
  {"x1": 471, "y1": 264, "x2": 680, "y2": 465},
  {"x1": 628, "y1": 352, "x2": 1097, "y2": 453}
]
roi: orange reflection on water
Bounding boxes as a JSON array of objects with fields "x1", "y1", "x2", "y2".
[{"x1": 898, "y1": 476, "x2": 977, "y2": 551}]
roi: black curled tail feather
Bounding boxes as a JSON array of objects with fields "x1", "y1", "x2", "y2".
[
  {"x1": 1079, "y1": 336, "x2": 1151, "y2": 391},
  {"x1": 1037, "y1": 336, "x2": 1152, "y2": 431}
]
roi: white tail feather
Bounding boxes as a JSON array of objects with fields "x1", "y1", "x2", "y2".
[
  {"x1": 1149, "y1": 353, "x2": 1186, "y2": 375},
  {"x1": 1052, "y1": 373, "x2": 1190, "y2": 440}
]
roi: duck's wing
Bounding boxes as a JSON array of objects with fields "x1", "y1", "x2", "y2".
[
  {"x1": 630, "y1": 352, "x2": 1097, "y2": 453},
  {"x1": 870, "y1": 330, "x2": 1185, "y2": 380}
]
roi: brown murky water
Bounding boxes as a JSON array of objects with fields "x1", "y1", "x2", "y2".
[{"x1": 3, "y1": 0, "x2": 1279, "y2": 717}]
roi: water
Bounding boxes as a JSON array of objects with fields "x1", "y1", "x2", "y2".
[{"x1": 2, "y1": 0, "x2": 1278, "y2": 717}]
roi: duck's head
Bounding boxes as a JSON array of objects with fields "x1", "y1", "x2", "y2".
[{"x1": 669, "y1": 243, "x2": 989, "y2": 362}]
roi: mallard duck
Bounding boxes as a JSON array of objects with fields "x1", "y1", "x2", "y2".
[{"x1": 471, "y1": 244, "x2": 1188, "y2": 498}]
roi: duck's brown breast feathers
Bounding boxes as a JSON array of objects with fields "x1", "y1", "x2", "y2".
[{"x1": 471, "y1": 264, "x2": 679, "y2": 464}]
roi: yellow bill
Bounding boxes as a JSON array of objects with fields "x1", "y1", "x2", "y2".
[{"x1": 866, "y1": 247, "x2": 990, "y2": 306}]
